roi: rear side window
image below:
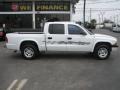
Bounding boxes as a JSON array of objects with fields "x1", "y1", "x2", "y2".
[{"x1": 49, "y1": 24, "x2": 64, "y2": 34}]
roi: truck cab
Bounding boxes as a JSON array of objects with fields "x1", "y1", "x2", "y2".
[{"x1": 44, "y1": 22, "x2": 94, "y2": 52}]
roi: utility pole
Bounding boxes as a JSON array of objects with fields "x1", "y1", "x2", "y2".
[
  {"x1": 114, "y1": 16, "x2": 116, "y2": 24},
  {"x1": 83, "y1": 0, "x2": 86, "y2": 27},
  {"x1": 99, "y1": 11, "x2": 105, "y2": 24},
  {"x1": 98, "y1": 14, "x2": 101, "y2": 24},
  {"x1": 90, "y1": 8, "x2": 92, "y2": 23},
  {"x1": 116, "y1": 15, "x2": 119, "y2": 25}
]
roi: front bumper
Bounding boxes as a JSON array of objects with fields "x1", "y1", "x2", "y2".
[
  {"x1": 112, "y1": 44, "x2": 119, "y2": 48},
  {"x1": 112, "y1": 44, "x2": 119, "y2": 51}
]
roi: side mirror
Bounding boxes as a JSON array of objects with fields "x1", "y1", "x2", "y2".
[
  {"x1": 80, "y1": 32, "x2": 87, "y2": 35},
  {"x1": 88, "y1": 29, "x2": 92, "y2": 32}
]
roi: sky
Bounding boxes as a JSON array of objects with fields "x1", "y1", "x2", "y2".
[{"x1": 73, "y1": 0, "x2": 120, "y2": 24}]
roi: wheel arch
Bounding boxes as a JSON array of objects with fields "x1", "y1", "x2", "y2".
[
  {"x1": 20, "y1": 40, "x2": 39, "y2": 51},
  {"x1": 94, "y1": 42, "x2": 112, "y2": 52}
]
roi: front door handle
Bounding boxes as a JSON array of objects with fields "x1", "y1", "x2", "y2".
[
  {"x1": 67, "y1": 37, "x2": 72, "y2": 40},
  {"x1": 48, "y1": 37, "x2": 52, "y2": 39}
]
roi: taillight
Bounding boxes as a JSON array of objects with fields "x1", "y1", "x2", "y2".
[
  {"x1": 0, "y1": 32, "x2": 3, "y2": 36},
  {"x1": 5, "y1": 36, "x2": 8, "y2": 43}
]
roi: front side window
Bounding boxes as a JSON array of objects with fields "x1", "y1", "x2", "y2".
[
  {"x1": 49, "y1": 24, "x2": 64, "y2": 34},
  {"x1": 68, "y1": 24, "x2": 86, "y2": 35}
]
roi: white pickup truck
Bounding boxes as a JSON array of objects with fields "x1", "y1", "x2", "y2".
[{"x1": 6, "y1": 22, "x2": 118, "y2": 60}]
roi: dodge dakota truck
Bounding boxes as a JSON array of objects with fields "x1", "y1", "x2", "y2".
[{"x1": 6, "y1": 22, "x2": 118, "y2": 60}]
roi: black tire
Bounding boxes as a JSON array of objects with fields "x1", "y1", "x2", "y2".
[
  {"x1": 21, "y1": 44, "x2": 39, "y2": 60},
  {"x1": 93, "y1": 45, "x2": 111, "y2": 60}
]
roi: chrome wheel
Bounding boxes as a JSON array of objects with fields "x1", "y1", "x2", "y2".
[
  {"x1": 24, "y1": 47, "x2": 34, "y2": 58},
  {"x1": 98, "y1": 47, "x2": 108, "y2": 58}
]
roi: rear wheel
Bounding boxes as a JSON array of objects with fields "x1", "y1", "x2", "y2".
[
  {"x1": 94, "y1": 45, "x2": 111, "y2": 60},
  {"x1": 21, "y1": 44, "x2": 39, "y2": 60}
]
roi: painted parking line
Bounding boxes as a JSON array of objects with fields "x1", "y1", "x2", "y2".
[
  {"x1": 7, "y1": 79, "x2": 28, "y2": 90},
  {"x1": 7, "y1": 80, "x2": 18, "y2": 90},
  {"x1": 16, "y1": 79, "x2": 28, "y2": 90}
]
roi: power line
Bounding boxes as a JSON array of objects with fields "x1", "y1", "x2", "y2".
[
  {"x1": 77, "y1": 0, "x2": 120, "y2": 5},
  {"x1": 76, "y1": 8, "x2": 120, "y2": 11},
  {"x1": 76, "y1": 10, "x2": 120, "y2": 11},
  {"x1": 76, "y1": 8, "x2": 120, "y2": 9}
]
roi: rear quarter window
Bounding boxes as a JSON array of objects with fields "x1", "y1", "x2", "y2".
[{"x1": 49, "y1": 24, "x2": 65, "y2": 34}]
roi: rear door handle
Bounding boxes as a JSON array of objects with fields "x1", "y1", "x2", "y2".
[
  {"x1": 48, "y1": 37, "x2": 52, "y2": 39},
  {"x1": 67, "y1": 37, "x2": 72, "y2": 40}
]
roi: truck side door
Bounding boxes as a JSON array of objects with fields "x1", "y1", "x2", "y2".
[
  {"x1": 46, "y1": 24, "x2": 67, "y2": 51},
  {"x1": 67, "y1": 24, "x2": 94, "y2": 52}
]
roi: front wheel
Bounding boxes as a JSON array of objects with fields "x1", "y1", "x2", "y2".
[
  {"x1": 94, "y1": 45, "x2": 111, "y2": 60},
  {"x1": 21, "y1": 45, "x2": 39, "y2": 60}
]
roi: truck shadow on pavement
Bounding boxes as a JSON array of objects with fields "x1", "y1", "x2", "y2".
[{"x1": 10, "y1": 52, "x2": 95, "y2": 61}]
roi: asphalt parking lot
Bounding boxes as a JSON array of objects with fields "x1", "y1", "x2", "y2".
[{"x1": 0, "y1": 29, "x2": 120, "y2": 90}]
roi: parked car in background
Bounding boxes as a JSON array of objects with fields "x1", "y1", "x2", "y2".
[
  {"x1": 0, "y1": 28, "x2": 5, "y2": 40},
  {"x1": 104, "y1": 23, "x2": 113, "y2": 30},
  {"x1": 113, "y1": 25, "x2": 120, "y2": 32},
  {"x1": 96, "y1": 24, "x2": 104, "y2": 29}
]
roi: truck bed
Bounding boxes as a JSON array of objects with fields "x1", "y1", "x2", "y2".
[{"x1": 5, "y1": 28, "x2": 43, "y2": 33}]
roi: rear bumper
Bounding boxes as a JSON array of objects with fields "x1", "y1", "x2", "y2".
[{"x1": 6, "y1": 43, "x2": 18, "y2": 50}]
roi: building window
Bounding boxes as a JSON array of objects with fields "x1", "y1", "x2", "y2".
[
  {"x1": 0, "y1": 14, "x2": 32, "y2": 28},
  {"x1": 49, "y1": 24, "x2": 64, "y2": 34},
  {"x1": 36, "y1": 14, "x2": 70, "y2": 29}
]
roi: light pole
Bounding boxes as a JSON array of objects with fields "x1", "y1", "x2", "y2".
[{"x1": 83, "y1": 0, "x2": 86, "y2": 27}]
